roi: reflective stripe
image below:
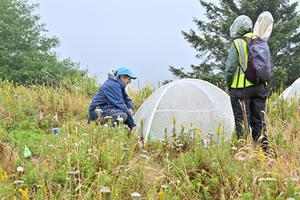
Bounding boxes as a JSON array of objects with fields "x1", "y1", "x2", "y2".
[
  {"x1": 235, "y1": 39, "x2": 247, "y2": 71},
  {"x1": 231, "y1": 73, "x2": 252, "y2": 88},
  {"x1": 230, "y1": 33, "x2": 256, "y2": 88}
]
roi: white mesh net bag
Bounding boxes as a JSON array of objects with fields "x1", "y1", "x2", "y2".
[{"x1": 254, "y1": 11, "x2": 274, "y2": 40}]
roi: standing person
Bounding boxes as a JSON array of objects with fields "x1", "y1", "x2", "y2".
[
  {"x1": 225, "y1": 15, "x2": 271, "y2": 154},
  {"x1": 88, "y1": 67, "x2": 137, "y2": 132}
]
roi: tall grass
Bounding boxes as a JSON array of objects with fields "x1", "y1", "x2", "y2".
[{"x1": 0, "y1": 80, "x2": 299, "y2": 199}]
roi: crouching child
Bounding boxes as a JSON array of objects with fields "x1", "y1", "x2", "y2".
[{"x1": 88, "y1": 67, "x2": 137, "y2": 132}]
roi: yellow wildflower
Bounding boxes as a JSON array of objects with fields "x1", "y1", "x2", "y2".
[
  {"x1": 195, "y1": 128, "x2": 201, "y2": 136},
  {"x1": 215, "y1": 123, "x2": 222, "y2": 136},
  {"x1": 18, "y1": 188, "x2": 30, "y2": 200},
  {"x1": 172, "y1": 117, "x2": 176, "y2": 126},
  {"x1": 159, "y1": 187, "x2": 165, "y2": 200},
  {"x1": 0, "y1": 168, "x2": 8, "y2": 182}
]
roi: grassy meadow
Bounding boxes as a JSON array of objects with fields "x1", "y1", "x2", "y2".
[{"x1": 0, "y1": 80, "x2": 299, "y2": 200}]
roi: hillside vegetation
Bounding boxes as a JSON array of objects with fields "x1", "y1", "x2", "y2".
[{"x1": 0, "y1": 80, "x2": 299, "y2": 200}]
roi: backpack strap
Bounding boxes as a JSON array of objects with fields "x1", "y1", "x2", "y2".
[
  {"x1": 234, "y1": 39, "x2": 248, "y2": 98},
  {"x1": 233, "y1": 39, "x2": 247, "y2": 72}
]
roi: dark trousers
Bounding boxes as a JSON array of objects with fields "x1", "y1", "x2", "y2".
[
  {"x1": 106, "y1": 109, "x2": 136, "y2": 130},
  {"x1": 229, "y1": 84, "x2": 268, "y2": 143},
  {"x1": 88, "y1": 108, "x2": 136, "y2": 130}
]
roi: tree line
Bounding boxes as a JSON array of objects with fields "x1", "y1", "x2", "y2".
[
  {"x1": 0, "y1": 0, "x2": 87, "y2": 86},
  {"x1": 170, "y1": 0, "x2": 300, "y2": 92}
]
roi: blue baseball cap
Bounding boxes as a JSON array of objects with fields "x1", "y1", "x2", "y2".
[{"x1": 115, "y1": 67, "x2": 137, "y2": 79}]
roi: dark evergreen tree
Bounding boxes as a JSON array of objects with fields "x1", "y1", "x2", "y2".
[
  {"x1": 170, "y1": 0, "x2": 300, "y2": 91},
  {"x1": 0, "y1": 0, "x2": 86, "y2": 85}
]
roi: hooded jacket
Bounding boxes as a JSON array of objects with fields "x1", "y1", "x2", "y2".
[
  {"x1": 89, "y1": 77, "x2": 134, "y2": 116},
  {"x1": 225, "y1": 15, "x2": 253, "y2": 87}
]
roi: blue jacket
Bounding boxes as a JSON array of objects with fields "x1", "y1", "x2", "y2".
[{"x1": 89, "y1": 77, "x2": 134, "y2": 116}]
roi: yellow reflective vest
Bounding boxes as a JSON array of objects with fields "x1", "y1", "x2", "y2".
[{"x1": 230, "y1": 33, "x2": 256, "y2": 88}]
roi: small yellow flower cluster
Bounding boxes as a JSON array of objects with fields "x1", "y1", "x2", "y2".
[
  {"x1": 0, "y1": 168, "x2": 8, "y2": 182},
  {"x1": 18, "y1": 188, "x2": 30, "y2": 200},
  {"x1": 195, "y1": 127, "x2": 201, "y2": 136}
]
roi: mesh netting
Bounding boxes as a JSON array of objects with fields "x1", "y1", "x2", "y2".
[{"x1": 134, "y1": 79, "x2": 235, "y2": 142}]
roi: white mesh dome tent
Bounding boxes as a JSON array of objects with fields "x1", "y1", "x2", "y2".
[
  {"x1": 134, "y1": 79, "x2": 235, "y2": 142},
  {"x1": 281, "y1": 78, "x2": 300, "y2": 101}
]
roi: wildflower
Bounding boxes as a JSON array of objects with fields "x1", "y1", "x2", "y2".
[
  {"x1": 215, "y1": 123, "x2": 222, "y2": 136},
  {"x1": 161, "y1": 184, "x2": 168, "y2": 189},
  {"x1": 0, "y1": 168, "x2": 8, "y2": 181},
  {"x1": 131, "y1": 192, "x2": 142, "y2": 199},
  {"x1": 100, "y1": 186, "x2": 111, "y2": 193},
  {"x1": 195, "y1": 127, "x2": 201, "y2": 136},
  {"x1": 203, "y1": 139, "x2": 210, "y2": 148},
  {"x1": 52, "y1": 113, "x2": 58, "y2": 121},
  {"x1": 100, "y1": 186, "x2": 111, "y2": 200},
  {"x1": 39, "y1": 109, "x2": 44, "y2": 120},
  {"x1": 159, "y1": 184, "x2": 168, "y2": 199},
  {"x1": 17, "y1": 166, "x2": 24, "y2": 173},
  {"x1": 18, "y1": 188, "x2": 30, "y2": 200},
  {"x1": 159, "y1": 187, "x2": 165, "y2": 200},
  {"x1": 172, "y1": 117, "x2": 176, "y2": 126}
]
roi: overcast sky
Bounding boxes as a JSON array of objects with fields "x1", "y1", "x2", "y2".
[
  {"x1": 30, "y1": 0, "x2": 204, "y2": 87},
  {"x1": 30, "y1": 0, "x2": 298, "y2": 87}
]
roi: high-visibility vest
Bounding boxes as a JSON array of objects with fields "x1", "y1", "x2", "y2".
[{"x1": 230, "y1": 33, "x2": 256, "y2": 88}]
